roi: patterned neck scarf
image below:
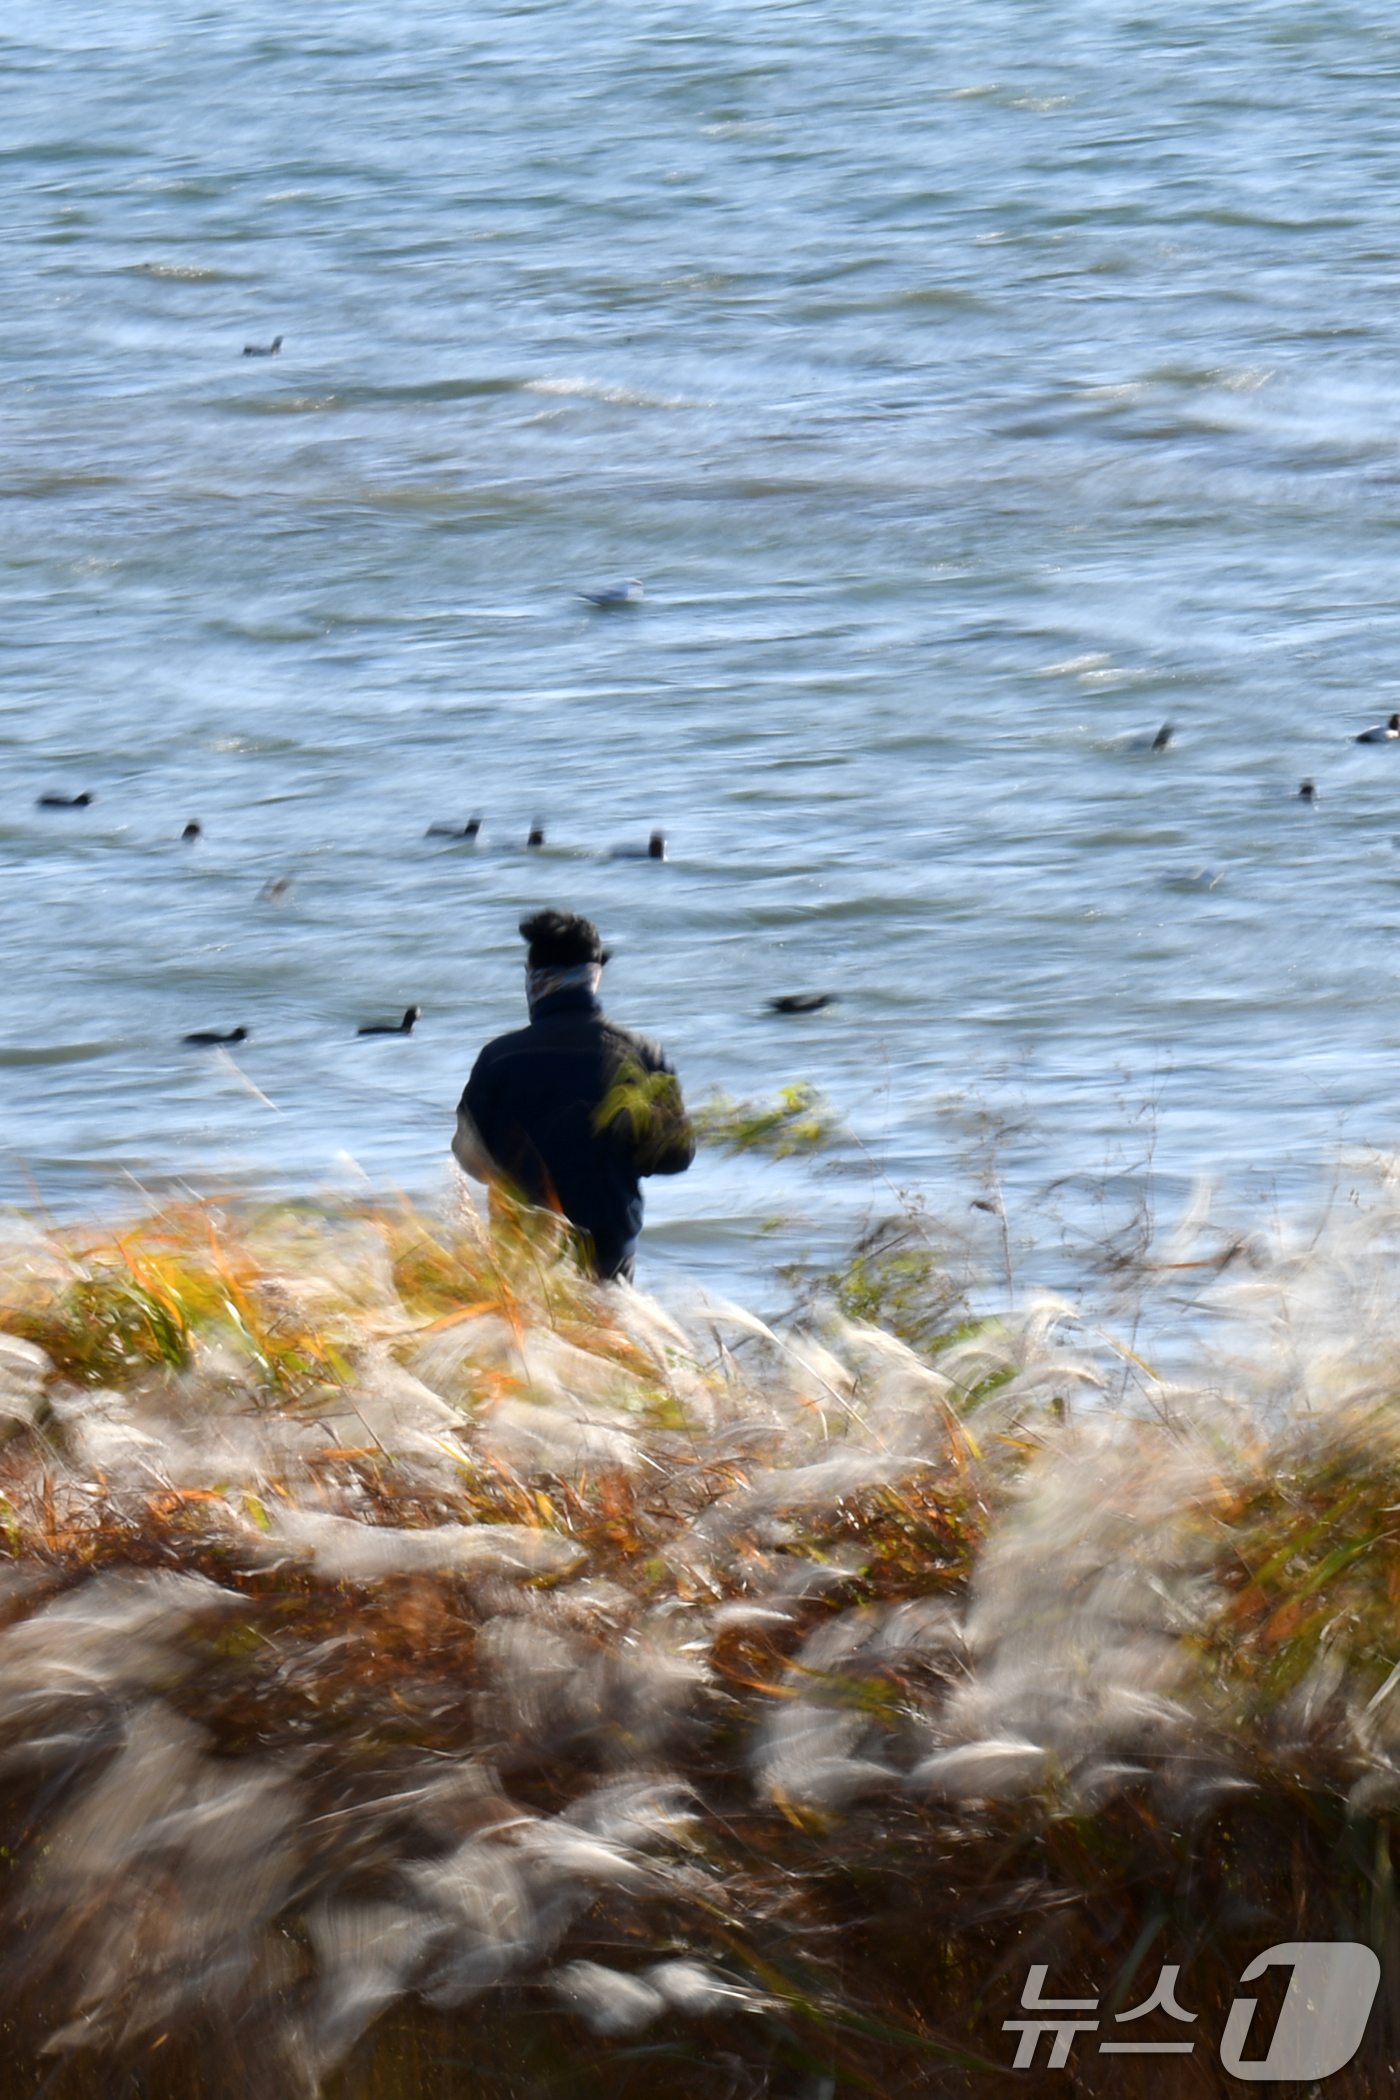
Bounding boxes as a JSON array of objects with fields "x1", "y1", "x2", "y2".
[{"x1": 526, "y1": 960, "x2": 603, "y2": 1015}]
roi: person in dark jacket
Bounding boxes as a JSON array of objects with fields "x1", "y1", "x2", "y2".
[{"x1": 453, "y1": 909, "x2": 694, "y2": 1281}]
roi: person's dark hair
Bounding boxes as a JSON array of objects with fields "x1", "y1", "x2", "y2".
[{"x1": 519, "y1": 909, "x2": 609, "y2": 968}]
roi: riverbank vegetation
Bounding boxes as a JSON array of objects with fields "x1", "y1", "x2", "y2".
[{"x1": 0, "y1": 1159, "x2": 1397, "y2": 2093}]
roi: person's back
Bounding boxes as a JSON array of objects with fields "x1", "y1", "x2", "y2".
[{"x1": 454, "y1": 910, "x2": 694, "y2": 1280}]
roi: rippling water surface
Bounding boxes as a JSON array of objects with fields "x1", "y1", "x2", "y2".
[{"x1": 6, "y1": 0, "x2": 1400, "y2": 1288}]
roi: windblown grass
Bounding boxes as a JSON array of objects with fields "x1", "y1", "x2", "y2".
[
  {"x1": 0, "y1": 1172, "x2": 1398, "y2": 2093},
  {"x1": 692, "y1": 1080, "x2": 845, "y2": 1159}
]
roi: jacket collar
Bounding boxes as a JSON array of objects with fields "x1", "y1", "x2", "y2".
[{"x1": 529, "y1": 987, "x2": 603, "y2": 1022}]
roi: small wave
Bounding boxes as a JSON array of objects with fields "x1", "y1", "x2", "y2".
[
  {"x1": 133, "y1": 177, "x2": 227, "y2": 200},
  {"x1": 1081, "y1": 665, "x2": 1147, "y2": 687},
  {"x1": 1218, "y1": 365, "x2": 1275, "y2": 392},
  {"x1": 127, "y1": 261, "x2": 243, "y2": 283},
  {"x1": 0, "y1": 1042, "x2": 120, "y2": 1069},
  {"x1": 209, "y1": 736, "x2": 303, "y2": 756},
  {"x1": 1144, "y1": 361, "x2": 1275, "y2": 393},
  {"x1": 524, "y1": 377, "x2": 709, "y2": 410},
  {"x1": 235, "y1": 395, "x2": 339, "y2": 415},
  {"x1": 1040, "y1": 653, "x2": 1112, "y2": 677},
  {"x1": 217, "y1": 377, "x2": 532, "y2": 415},
  {"x1": 892, "y1": 284, "x2": 987, "y2": 310},
  {"x1": 0, "y1": 473, "x2": 122, "y2": 500},
  {"x1": 206, "y1": 619, "x2": 324, "y2": 644},
  {"x1": 0, "y1": 138, "x2": 141, "y2": 165}
]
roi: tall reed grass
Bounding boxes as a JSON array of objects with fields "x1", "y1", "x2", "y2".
[{"x1": 0, "y1": 1163, "x2": 1397, "y2": 2094}]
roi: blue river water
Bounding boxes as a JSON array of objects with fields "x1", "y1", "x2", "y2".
[{"x1": 5, "y1": 1, "x2": 1400, "y2": 1294}]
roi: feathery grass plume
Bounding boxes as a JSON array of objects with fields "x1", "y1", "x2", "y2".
[{"x1": 2, "y1": 1175, "x2": 1400, "y2": 2090}]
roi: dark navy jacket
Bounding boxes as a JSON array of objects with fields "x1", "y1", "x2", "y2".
[{"x1": 460, "y1": 988, "x2": 694, "y2": 1277}]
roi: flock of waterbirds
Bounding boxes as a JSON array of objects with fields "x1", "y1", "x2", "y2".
[
  {"x1": 424, "y1": 816, "x2": 666, "y2": 858},
  {"x1": 33, "y1": 694, "x2": 1400, "y2": 1049},
  {"x1": 43, "y1": 392, "x2": 1393, "y2": 1052},
  {"x1": 1139, "y1": 714, "x2": 1400, "y2": 809},
  {"x1": 30, "y1": 789, "x2": 678, "y2": 1048},
  {"x1": 1292, "y1": 712, "x2": 1398, "y2": 801},
  {"x1": 179, "y1": 1005, "x2": 420, "y2": 1047}
]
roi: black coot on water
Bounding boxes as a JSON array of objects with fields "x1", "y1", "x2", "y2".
[
  {"x1": 1121, "y1": 724, "x2": 1174, "y2": 753},
  {"x1": 37, "y1": 792, "x2": 93, "y2": 808},
  {"x1": 183, "y1": 1027, "x2": 248, "y2": 1047},
  {"x1": 357, "y1": 1006, "x2": 422, "y2": 1037},
  {"x1": 769, "y1": 993, "x2": 836, "y2": 1015}
]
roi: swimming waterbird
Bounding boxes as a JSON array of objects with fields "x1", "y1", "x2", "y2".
[
  {"x1": 579, "y1": 579, "x2": 644, "y2": 609},
  {"x1": 357, "y1": 1006, "x2": 422, "y2": 1037},
  {"x1": 426, "y1": 817, "x2": 481, "y2": 839},
  {"x1": 768, "y1": 993, "x2": 836, "y2": 1015}
]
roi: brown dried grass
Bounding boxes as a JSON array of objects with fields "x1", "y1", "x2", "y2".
[{"x1": 0, "y1": 1183, "x2": 1394, "y2": 2093}]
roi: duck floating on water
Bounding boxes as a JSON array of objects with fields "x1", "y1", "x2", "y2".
[
  {"x1": 37, "y1": 791, "x2": 93, "y2": 808},
  {"x1": 612, "y1": 831, "x2": 667, "y2": 861},
  {"x1": 768, "y1": 993, "x2": 836, "y2": 1015},
  {"x1": 181, "y1": 820, "x2": 202, "y2": 841},
  {"x1": 1120, "y1": 724, "x2": 1174, "y2": 753},
  {"x1": 183, "y1": 1026, "x2": 248, "y2": 1047},
  {"x1": 526, "y1": 824, "x2": 545, "y2": 849},
  {"x1": 426, "y1": 816, "x2": 481, "y2": 839},
  {"x1": 1298, "y1": 780, "x2": 1319, "y2": 803},
  {"x1": 1356, "y1": 713, "x2": 1400, "y2": 743},
  {"x1": 357, "y1": 1006, "x2": 422, "y2": 1037},
  {"x1": 243, "y1": 336, "x2": 282, "y2": 357},
  {"x1": 579, "y1": 579, "x2": 644, "y2": 609}
]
